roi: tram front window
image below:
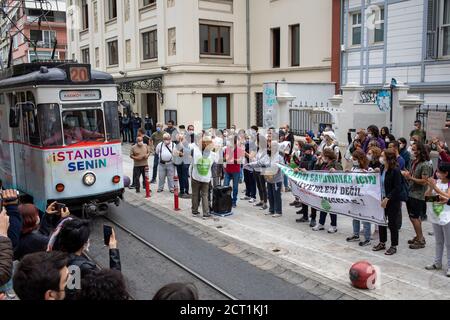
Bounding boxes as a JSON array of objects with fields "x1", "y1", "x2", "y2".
[{"x1": 62, "y1": 109, "x2": 105, "y2": 146}]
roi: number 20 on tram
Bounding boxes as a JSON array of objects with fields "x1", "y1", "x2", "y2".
[{"x1": 0, "y1": 62, "x2": 124, "y2": 217}]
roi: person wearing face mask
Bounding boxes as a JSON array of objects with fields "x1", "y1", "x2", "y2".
[
  {"x1": 372, "y1": 149, "x2": 403, "y2": 256},
  {"x1": 402, "y1": 142, "x2": 433, "y2": 249},
  {"x1": 410, "y1": 120, "x2": 426, "y2": 144},
  {"x1": 121, "y1": 114, "x2": 131, "y2": 143},
  {"x1": 363, "y1": 125, "x2": 386, "y2": 153},
  {"x1": 189, "y1": 136, "x2": 219, "y2": 219},
  {"x1": 367, "y1": 146, "x2": 382, "y2": 171},
  {"x1": 150, "y1": 124, "x2": 165, "y2": 183},
  {"x1": 14, "y1": 203, "x2": 71, "y2": 261},
  {"x1": 155, "y1": 133, "x2": 176, "y2": 193},
  {"x1": 312, "y1": 149, "x2": 343, "y2": 233},
  {"x1": 54, "y1": 219, "x2": 121, "y2": 300},
  {"x1": 424, "y1": 163, "x2": 450, "y2": 277},
  {"x1": 187, "y1": 125, "x2": 196, "y2": 143},
  {"x1": 398, "y1": 138, "x2": 412, "y2": 170},
  {"x1": 346, "y1": 150, "x2": 372, "y2": 247},
  {"x1": 144, "y1": 114, "x2": 154, "y2": 137},
  {"x1": 130, "y1": 136, "x2": 151, "y2": 193},
  {"x1": 294, "y1": 144, "x2": 318, "y2": 225}
]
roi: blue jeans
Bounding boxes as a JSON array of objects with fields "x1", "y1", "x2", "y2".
[
  {"x1": 352, "y1": 220, "x2": 371, "y2": 241},
  {"x1": 267, "y1": 182, "x2": 283, "y2": 214},
  {"x1": 224, "y1": 172, "x2": 240, "y2": 205},
  {"x1": 133, "y1": 128, "x2": 139, "y2": 142},
  {"x1": 146, "y1": 130, "x2": 152, "y2": 136},
  {"x1": 152, "y1": 154, "x2": 159, "y2": 182},
  {"x1": 283, "y1": 174, "x2": 289, "y2": 188},
  {"x1": 176, "y1": 164, "x2": 190, "y2": 194}
]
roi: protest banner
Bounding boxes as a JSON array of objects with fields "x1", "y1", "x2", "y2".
[{"x1": 279, "y1": 165, "x2": 387, "y2": 225}]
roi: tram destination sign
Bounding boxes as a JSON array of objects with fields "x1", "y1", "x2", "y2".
[{"x1": 60, "y1": 90, "x2": 101, "y2": 101}]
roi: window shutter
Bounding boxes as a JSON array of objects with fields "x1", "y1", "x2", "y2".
[{"x1": 426, "y1": 0, "x2": 439, "y2": 59}]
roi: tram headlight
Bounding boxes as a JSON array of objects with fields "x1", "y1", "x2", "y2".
[{"x1": 83, "y1": 172, "x2": 96, "y2": 186}]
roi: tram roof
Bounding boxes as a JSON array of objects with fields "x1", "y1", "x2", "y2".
[{"x1": 0, "y1": 61, "x2": 115, "y2": 89}]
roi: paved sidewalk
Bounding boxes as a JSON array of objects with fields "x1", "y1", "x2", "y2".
[{"x1": 121, "y1": 144, "x2": 450, "y2": 300}]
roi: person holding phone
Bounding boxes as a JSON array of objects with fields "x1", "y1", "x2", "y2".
[
  {"x1": 1, "y1": 189, "x2": 22, "y2": 249},
  {"x1": 14, "y1": 202, "x2": 70, "y2": 261},
  {"x1": 424, "y1": 163, "x2": 450, "y2": 277},
  {"x1": 0, "y1": 208, "x2": 13, "y2": 288}
]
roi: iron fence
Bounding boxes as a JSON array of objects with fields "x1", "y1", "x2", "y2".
[
  {"x1": 416, "y1": 104, "x2": 450, "y2": 130},
  {"x1": 290, "y1": 108, "x2": 333, "y2": 136}
]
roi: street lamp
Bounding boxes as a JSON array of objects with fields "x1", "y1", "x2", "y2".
[{"x1": 389, "y1": 78, "x2": 397, "y2": 132}]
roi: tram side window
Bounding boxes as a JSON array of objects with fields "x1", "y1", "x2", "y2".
[
  {"x1": 26, "y1": 107, "x2": 41, "y2": 146},
  {"x1": 39, "y1": 104, "x2": 63, "y2": 147},
  {"x1": 104, "y1": 101, "x2": 120, "y2": 141}
]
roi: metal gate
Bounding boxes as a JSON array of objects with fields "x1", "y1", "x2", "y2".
[
  {"x1": 416, "y1": 104, "x2": 450, "y2": 129},
  {"x1": 290, "y1": 109, "x2": 333, "y2": 136}
]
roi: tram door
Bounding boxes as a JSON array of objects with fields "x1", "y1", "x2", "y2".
[{"x1": 11, "y1": 97, "x2": 27, "y2": 192}]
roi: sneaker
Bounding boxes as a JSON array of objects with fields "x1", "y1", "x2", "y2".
[
  {"x1": 192, "y1": 212, "x2": 200, "y2": 217},
  {"x1": 249, "y1": 198, "x2": 256, "y2": 204},
  {"x1": 265, "y1": 212, "x2": 274, "y2": 216},
  {"x1": 241, "y1": 196, "x2": 251, "y2": 201},
  {"x1": 409, "y1": 239, "x2": 426, "y2": 250},
  {"x1": 289, "y1": 201, "x2": 300, "y2": 206},
  {"x1": 128, "y1": 186, "x2": 135, "y2": 190},
  {"x1": 385, "y1": 247, "x2": 397, "y2": 256},
  {"x1": 346, "y1": 235, "x2": 360, "y2": 242},
  {"x1": 261, "y1": 204, "x2": 268, "y2": 210},
  {"x1": 157, "y1": 190, "x2": 163, "y2": 193},
  {"x1": 296, "y1": 217, "x2": 309, "y2": 223},
  {"x1": 203, "y1": 214, "x2": 212, "y2": 220},
  {"x1": 254, "y1": 202, "x2": 264, "y2": 207},
  {"x1": 272, "y1": 213, "x2": 282, "y2": 218},
  {"x1": 309, "y1": 219, "x2": 317, "y2": 228},
  {"x1": 312, "y1": 224, "x2": 325, "y2": 231},
  {"x1": 372, "y1": 243, "x2": 386, "y2": 252},
  {"x1": 359, "y1": 240, "x2": 371, "y2": 247},
  {"x1": 328, "y1": 226, "x2": 338, "y2": 234},
  {"x1": 425, "y1": 263, "x2": 442, "y2": 271}
]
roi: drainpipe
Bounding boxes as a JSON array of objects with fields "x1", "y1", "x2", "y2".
[
  {"x1": 339, "y1": 0, "x2": 344, "y2": 94},
  {"x1": 246, "y1": 0, "x2": 251, "y2": 128}
]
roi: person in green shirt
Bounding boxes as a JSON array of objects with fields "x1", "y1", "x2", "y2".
[{"x1": 410, "y1": 120, "x2": 426, "y2": 143}]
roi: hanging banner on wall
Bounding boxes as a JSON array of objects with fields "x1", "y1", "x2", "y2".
[
  {"x1": 279, "y1": 165, "x2": 387, "y2": 225},
  {"x1": 263, "y1": 83, "x2": 278, "y2": 129}
]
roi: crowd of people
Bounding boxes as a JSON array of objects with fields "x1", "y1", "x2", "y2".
[
  {"x1": 2, "y1": 117, "x2": 450, "y2": 300},
  {"x1": 130, "y1": 119, "x2": 450, "y2": 273},
  {"x1": 0, "y1": 189, "x2": 199, "y2": 300}
]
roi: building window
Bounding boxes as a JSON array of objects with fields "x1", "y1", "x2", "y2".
[
  {"x1": 95, "y1": 47, "x2": 100, "y2": 67},
  {"x1": 107, "y1": 40, "x2": 119, "y2": 66},
  {"x1": 256, "y1": 92, "x2": 263, "y2": 128},
  {"x1": 373, "y1": 8, "x2": 385, "y2": 43},
  {"x1": 125, "y1": 39, "x2": 132, "y2": 63},
  {"x1": 93, "y1": 1, "x2": 98, "y2": 32},
  {"x1": 200, "y1": 24, "x2": 231, "y2": 56},
  {"x1": 351, "y1": 12, "x2": 362, "y2": 46},
  {"x1": 164, "y1": 110, "x2": 177, "y2": 125},
  {"x1": 290, "y1": 24, "x2": 300, "y2": 66},
  {"x1": 142, "y1": 0, "x2": 156, "y2": 8},
  {"x1": 271, "y1": 27, "x2": 280, "y2": 68},
  {"x1": 125, "y1": 0, "x2": 130, "y2": 21},
  {"x1": 107, "y1": 0, "x2": 118, "y2": 21},
  {"x1": 168, "y1": 28, "x2": 176, "y2": 56},
  {"x1": 427, "y1": 0, "x2": 450, "y2": 58},
  {"x1": 81, "y1": 0, "x2": 89, "y2": 30},
  {"x1": 81, "y1": 47, "x2": 90, "y2": 64},
  {"x1": 443, "y1": 0, "x2": 450, "y2": 56},
  {"x1": 142, "y1": 30, "x2": 158, "y2": 60},
  {"x1": 30, "y1": 30, "x2": 56, "y2": 48}
]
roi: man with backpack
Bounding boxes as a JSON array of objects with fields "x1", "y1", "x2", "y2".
[{"x1": 155, "y1": 133, "x2": 176, "y2": 193}]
